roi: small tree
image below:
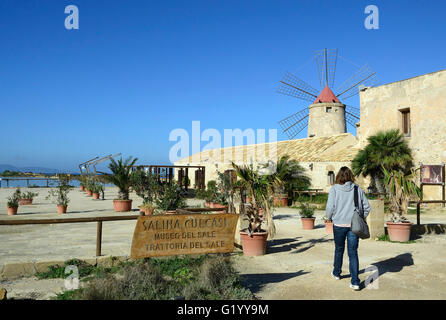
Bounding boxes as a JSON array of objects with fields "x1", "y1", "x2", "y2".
[
  {"x1": 106, "y1": 156, "x2": 138, "y2": 200},
  {"x1": 353, "y1": 129, "x2": 413, "y2": 193},
  {"x1": 7, "y1": 189, "x2": 20, "y2": 208},
  {"x1": 264, "y1": 155, "x2": 311, "y2": 199},
  {"x1": 216, "y1": 171, "x2": 236, "y2": 213},
  {"x1": 232, "y1": 162, "x2": 276, "y2": 238},
  {"x1": 156, "y1": 182, "x2": 185, "y2": 211},
  {"x1": 383, "y1": 166, "x2": 421, "y2": 223},
  {"x1": 130, "y1": 169, "x2": 160, "y2": 205},
  {"x1": 46, "y1": 175, "x2": 72, "y2": 206}
]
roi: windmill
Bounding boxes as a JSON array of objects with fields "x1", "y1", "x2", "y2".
[{"x1": 277, "y1": 48, "x2": 377, "y2": 139}]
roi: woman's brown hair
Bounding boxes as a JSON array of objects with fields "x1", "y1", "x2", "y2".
[{"x1": 335, "y1": 166, "x2": 355, "y2": 185}]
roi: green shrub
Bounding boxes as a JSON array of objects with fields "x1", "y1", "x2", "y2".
[
  {"x1": 56, "y1": 255, "x2": 253, "y2": 300},
  {"x1": 298, "y1": 202, "x2": 315, "y2": 218}
]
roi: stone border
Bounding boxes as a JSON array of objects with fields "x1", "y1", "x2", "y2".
[{"x1": 0, "y1": 255, "x2": 130, "y2": 281}]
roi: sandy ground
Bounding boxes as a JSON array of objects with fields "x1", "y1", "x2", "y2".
[
  {"x1": 1, "y1": 187, "x2": 446, "y2": 299},
  {"x1": 234, "y1": 207, "x2": 446, "y2": 300}
]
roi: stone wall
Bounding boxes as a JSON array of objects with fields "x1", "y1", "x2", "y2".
[
  {"x1": 308, "y1": 102, "x2": 346, "y2": 138},
  {"x1": 359, "y1": 69, "x2": 446, "y2": 202}
]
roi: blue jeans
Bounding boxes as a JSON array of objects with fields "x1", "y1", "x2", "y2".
[{"x1": 333, "y1": 225, "x2": 360, "y2": 286}]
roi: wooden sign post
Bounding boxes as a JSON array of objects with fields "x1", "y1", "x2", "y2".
[{"x1": 130, "y1": 213, "x2": 239, "y2": 259}]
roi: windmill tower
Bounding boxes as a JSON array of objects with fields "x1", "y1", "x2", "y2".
[{"x1": 277, "y1": 48, "x2": 377, "y2": 139}]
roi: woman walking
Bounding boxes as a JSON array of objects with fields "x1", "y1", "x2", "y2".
[{"x1": 326, "y1": 166, "x2": 371, "y2": 290}]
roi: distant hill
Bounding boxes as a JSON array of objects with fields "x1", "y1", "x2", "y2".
[{"x1": 0, "y1": 164, "x2": 64, "y2": 174}]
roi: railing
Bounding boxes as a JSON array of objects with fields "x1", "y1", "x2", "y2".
[
  {"x1": 0, "y1": 207, "x2": 228, "y2": 257},
  {"x1": 414, "y1": 200, "x2": 446, "y2": 225},
  {"x1": 0, "y1": 177, "x2": 61, "y2": 188}
]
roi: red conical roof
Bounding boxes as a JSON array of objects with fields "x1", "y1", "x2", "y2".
[{"x1": 313, "y1": 86, "x2": 340, "y2": 104}]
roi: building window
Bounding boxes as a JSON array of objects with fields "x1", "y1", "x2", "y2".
[
  {"x1": 400, "y1": 108, "x2": 411, "y2": 136},
  {"x1": 326, "y1": 107, "x2": 332, "y2": 113},
  {"x1": 328, "y1": 171, "x2": 335, "y2": 185}
]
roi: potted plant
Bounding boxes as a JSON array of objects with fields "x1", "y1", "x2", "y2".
[
  {"x1": 91, "y1": 183, "x2": 104, "y2": 200},
  {"x1": 46, "y1": 176, "x2": 72, "y2": 214},
  {"x1": 6, "y1": 189, "x2": 20, "y2": 215},
  {"x1": 322, "y1": 216, "x2": 333, "y2": 234},
  {"x1": 105, "y1": 156, "x2": 138, "y2": 212},
  {"x1": 383, "y1": 167, "x2": 421, "y2": 242},
  {"x1": 139, "y1": 201, "x2": 155, "y2": 216},
  {"x1": 78, "y1": 175, "x2": 87, "y2": 191},
  {"x1": 203, "y1": 180, "x2": 218, "y2": 208},
  {"x1": 263, "y1": 155, "x2": 310, "y2": 207},
  {"x1": 214, "y1": 171, "x2": 238, "y2": 213},
  {"x1": 131, "y1": 169, "x2": 160, "y2": 215},
  {"x1": 85, "y1": 178, "x2": 94, "y2": 196},
  {"x1": 156, "y1": 182, "x2": 185, "y2": 214},
  {"x1": 19, "y1": 190, "x2": 39, "y2": 205},
  {"x1": 298, "y1": 202, "x2": 316, "y2": 230},
  {"x1": 232, "y1": 162, "x2": 275, "y2": 256}
]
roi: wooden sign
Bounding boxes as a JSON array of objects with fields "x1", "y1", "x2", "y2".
[
  {"x1": 420, "y1": 165, "x2": 444, "y2": 185},
  {"x1": 130, "y1": 213, "x2": 239, "y2": 259}
]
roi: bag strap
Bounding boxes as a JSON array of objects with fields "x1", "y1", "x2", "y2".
[{"x1": 354, "y1": 185, "x2": 359, "y2": 209}]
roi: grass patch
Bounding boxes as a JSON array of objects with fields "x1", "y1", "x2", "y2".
[
  {"x1": 294, "y1": 193, "x2": 328, "y2": 204},
  {"x1": 407, "y1": 207, "x2": 422, "y2": 215},
  {"x1": 35, "y1": 258, "x2": 135, "y2": 281},
  {"x1": 377, "y1": 234, "x2": 416, "y2": 244},
  {"x1": 52, "y1": 254, "x2": 254, "y2": 300}
]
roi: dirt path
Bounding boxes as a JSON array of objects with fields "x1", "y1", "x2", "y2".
[{"x1": 233, "y1": 208, "x2": 446, "y2": 299}]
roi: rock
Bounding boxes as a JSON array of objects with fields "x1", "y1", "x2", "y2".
[{"x1": 0, "y1": 288, "x2": 7, "y2": 300}]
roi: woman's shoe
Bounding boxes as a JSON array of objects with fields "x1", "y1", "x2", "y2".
[
  {"x1": 331, "y1": 271, "x2": 340, "y2": 280},
  {"x1": 349, "y1": 284, "x2": 360, "y2": 290}
]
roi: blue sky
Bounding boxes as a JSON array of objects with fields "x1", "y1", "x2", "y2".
[{"x1": 0, "y1": 0, "x2": 445, "y2": 172}]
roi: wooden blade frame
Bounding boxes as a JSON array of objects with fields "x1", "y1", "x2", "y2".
[
  {"x1": 278, "y1": 108, "x2": 309, "y2": 139},
  {"x1": 277, "y1": 72, "x2": 319, "y2": 102}
]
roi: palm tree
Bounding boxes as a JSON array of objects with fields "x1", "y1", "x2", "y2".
[
  {"x1": 383, "y1": 166, "x2": 421, "y2": 222},
  {"x1": 106, "y1": 156, "x2": 138, "y2": 200},
  {"x1": 352, "y1": 129, "x2": 413, "y2": 193},
  {"x1": 231, "y1": 162, "x2": 276, "y2": 238},
  {"x1": 268, "y1": 155, "x2": 311, "y2": 197}
]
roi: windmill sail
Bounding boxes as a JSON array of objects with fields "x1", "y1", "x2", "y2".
[
  {"x1": 277, "y1": 72, "x2": 319, "y2": 102},
  {"x1": 345, "y1": 110, "x2": 360, "y2": 128},
  {"x1": 335, "y1": 64, "x2": 376, "y2": 99},
  {"x1": 314, "y1": 48, "x2": 338, "y2": 89},
  {"x1": 278, "y1": 108, "x2": 309, "y2": 139},
  {"x1": 345, "y1": 105, "x2": 360, "y2": 118}
]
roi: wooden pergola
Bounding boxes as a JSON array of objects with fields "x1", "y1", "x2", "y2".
[{"x1": 132, "y1": 165, "x2": 206, "y2": 190}]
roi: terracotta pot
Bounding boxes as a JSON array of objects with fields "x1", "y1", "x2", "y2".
[
  {"x1": 113, "y1": 200, "x2": 132, "y2": 212},
  {"x1": 325, "y1": 221, "x2": 333, "y2": 234},
  {"x1": 93, "y1": 193, "x2": 100, "y2": 200},
  {"x1": 19, "y1": 199, "x2": 33, "y2": 205},
  {"x1": 7, "y1": 206, "x2": 18, "y2": 216},
  {"x1": 273, "y1": 195, "x2": 288, "y2": 207},
  {"x1": 301, "y1": 217, "x2": 316, "y2": 230},
  {"x1": 387, "y1": 221, "x2": 412, "y2": 242},
  {"x1": 165, "y1": 210, "x2": 177, "y2": 215},
  {"x1": 140, "y1": 207, "x2": 154, "y2": 216},
  {"x1": 213, "y1": 203, "x2": 227, "y2": 209},
  {"x1": 57, "y1": 205, "x2": 67, "y2": 214},
  {"x1": 240, "y1": 231, "x2": 268, "y2": 256},
  {"x1": 86, "y1": 190, "x2": 93, "y2": 196},
  {"x1": 80, "y1": 185, "x2": 85, "y2": 191}
]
